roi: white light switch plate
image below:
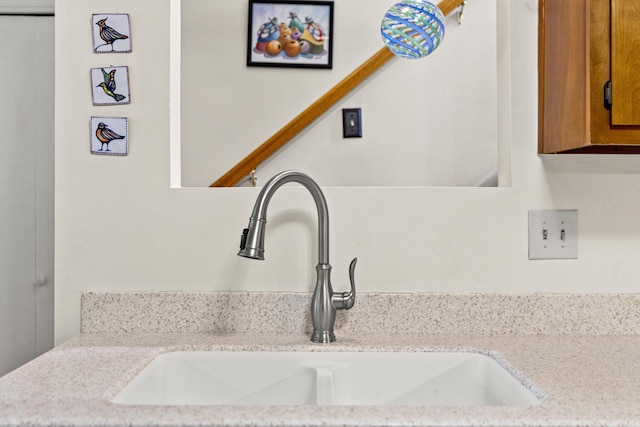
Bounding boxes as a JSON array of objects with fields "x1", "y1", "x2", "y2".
[{"x1": 528, "y1": 210, "x2": 578, "y2": 260}]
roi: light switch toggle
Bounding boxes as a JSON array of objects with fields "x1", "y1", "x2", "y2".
[
  {"x1": 528, "y1": 210, "x2": 578, "y2": 260},
  {"x1": 342, "y1": 108, "x2": 362, "y2": 138}
]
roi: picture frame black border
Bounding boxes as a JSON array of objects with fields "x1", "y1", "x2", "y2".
[{"x1": 247, "y1": 0, "x2": 334, "y2": 69}]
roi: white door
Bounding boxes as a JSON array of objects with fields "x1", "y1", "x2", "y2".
[{"x1": 0, "y1": 14, "x2": 54, "y2": 377}]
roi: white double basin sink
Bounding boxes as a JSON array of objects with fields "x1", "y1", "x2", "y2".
[{"x1": 112, "y1": 351, "x2": 542, "y2": 407}]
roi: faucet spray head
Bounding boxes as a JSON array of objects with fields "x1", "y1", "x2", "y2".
[{"x1": 237, "y1": 218, "x2": 266, "y2": 260}]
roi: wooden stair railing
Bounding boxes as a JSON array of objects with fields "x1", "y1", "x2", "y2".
[{"x1": 210, "y1": 0, "x2": 465, "y2": 187}]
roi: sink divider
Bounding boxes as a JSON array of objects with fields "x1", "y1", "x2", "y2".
[{"x1": 314, "y1": 367, "x2": 336, "y2": 406}]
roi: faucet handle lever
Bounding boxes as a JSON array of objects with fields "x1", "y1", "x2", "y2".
[
  {"x1": 333, "y1": 257, "x2": 357, "y2": 310},
  {"x1": 348, "y1": 257, "x2": 357, "y2": 295}
]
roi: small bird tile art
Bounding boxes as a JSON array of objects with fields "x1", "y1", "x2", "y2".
[
  {"x1": 91, "y1": 117, "x2": 128, "y2": 156},
  {"x1": 91, "y1": 66, "x2": 130, "y2": 105},
  {"x1": 92, "y1": 13, "x2": 131, "y2": 53}
]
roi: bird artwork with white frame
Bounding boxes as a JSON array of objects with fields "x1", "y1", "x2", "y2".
[
  {"x1": 92, "y1": 13, "x2": 132, "y2": 53},
  {"x1": 91, "y1": 66, "x2": 130, "y2": 105},
  {"x1": 90, "y1": 117, "x2": 129, "y2": 156}
]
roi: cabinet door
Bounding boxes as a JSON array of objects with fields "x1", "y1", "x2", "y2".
[
  {"x1": 590, "y1": 0, "x2": 640, "y2": 146},
  {"x1": 539, "y1": 0, "x2": 640, "y2": 153},
  {"x1": 611, "y1": 0, "x2": 640, "y2": 125}
]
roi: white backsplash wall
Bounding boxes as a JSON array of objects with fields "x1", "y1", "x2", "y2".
[{"x1": 55, "y1": 0, "x2": 640, "y2": 345}]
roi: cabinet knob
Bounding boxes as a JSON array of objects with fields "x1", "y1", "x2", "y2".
[{"x1": 34, "y1": 277, "x2": 47, "y2": 287}]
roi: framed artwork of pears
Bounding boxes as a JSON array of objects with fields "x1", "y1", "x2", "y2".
[{"x1": 247, "y1": 0, "x2": 334, "y2": 69}]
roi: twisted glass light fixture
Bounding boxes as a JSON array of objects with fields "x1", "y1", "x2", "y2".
[{"x1": 381, "y1": 0, "x2": 446, "y2": 59}]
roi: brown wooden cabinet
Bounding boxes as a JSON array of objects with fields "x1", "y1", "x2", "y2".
[{"x1": 539, "y1": 0, "x2": 640, "y2": 153}]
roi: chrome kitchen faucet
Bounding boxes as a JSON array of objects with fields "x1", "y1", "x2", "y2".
[{"x1": 238, "y1": 170, "x2": 357, "y2": 343}]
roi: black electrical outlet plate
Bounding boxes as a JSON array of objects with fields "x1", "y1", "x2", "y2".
[{"x1": 342, "y1": 108, "x2": 362, "y2": 138}]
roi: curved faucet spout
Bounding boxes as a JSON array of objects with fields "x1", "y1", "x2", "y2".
[
  {"x1": 238, "y1": 170, "x2": 329, "y2": 264},
  {"x1": 237, "y1": 170, "x2": 357, "y2": 343}
]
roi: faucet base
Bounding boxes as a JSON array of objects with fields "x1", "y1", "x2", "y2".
[{"x1": 311, "y1": 331, "x2": 335, "y2": 343}]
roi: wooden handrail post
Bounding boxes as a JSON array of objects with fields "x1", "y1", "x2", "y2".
[{"x1": 210, "y1": 0, "x2": 465, "y2": 187}]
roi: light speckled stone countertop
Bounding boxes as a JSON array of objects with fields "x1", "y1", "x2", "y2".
[
  {"x1": 2, "y1": 292, "x2": 640, "y2": 427},
  {"x1": 2, "y1": 333, "x2": 640, "y2": 427}
]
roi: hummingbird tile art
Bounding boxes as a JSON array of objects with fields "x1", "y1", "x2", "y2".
[
  {"x1": 92, "y1": 13, "x2": 132, "y2": 53},
  {"x1": 91, "y1": 66, "x2": 130, "y2": 105}
]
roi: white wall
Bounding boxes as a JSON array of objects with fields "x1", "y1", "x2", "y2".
[{"x1": 55, "y1": 0, "x2": 640, "y2": 345}]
